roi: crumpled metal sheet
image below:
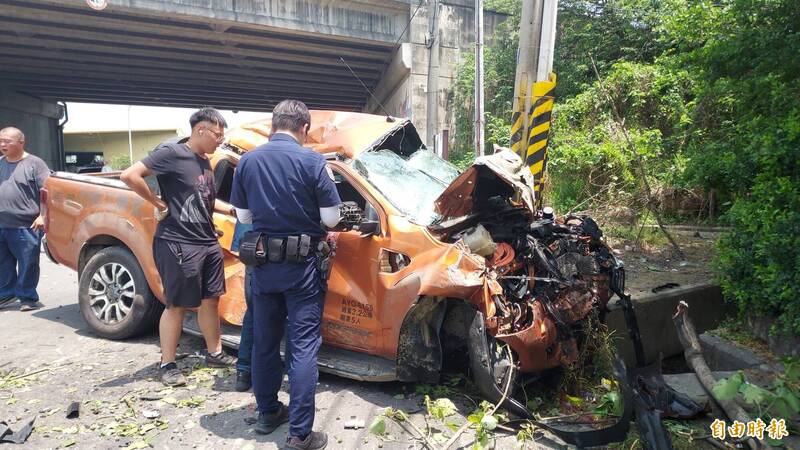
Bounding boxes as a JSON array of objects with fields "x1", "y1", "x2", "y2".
[
  {"x1": 493, "y1": 300, "x2": 564, "y2": 372},
  {"x1": 434, "y1": 149, "x2": 536, "y2": 218}
]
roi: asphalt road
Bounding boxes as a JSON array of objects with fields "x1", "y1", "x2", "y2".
[{"x1": 0, "y1": 258, "x2": 537, "y2": 450}]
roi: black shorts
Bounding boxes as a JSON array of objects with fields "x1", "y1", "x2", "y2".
[{"x1": 153, "y1": 237, "x2": 226, "y2": 308}]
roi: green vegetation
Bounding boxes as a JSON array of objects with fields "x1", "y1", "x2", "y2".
[
  {"x1": 711, "y1": 360, "x2": 800, "y2": 441},
  {"x1": 451, "y1": 0, "x2": 800, "y2": 335},
  {"x1": 109, "y1": 154, "x2": 131, "y2": 170}
]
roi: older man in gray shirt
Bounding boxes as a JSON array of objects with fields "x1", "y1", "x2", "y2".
[{"x1": 0, "y1": 127, "x2": 50, "y2": 311}]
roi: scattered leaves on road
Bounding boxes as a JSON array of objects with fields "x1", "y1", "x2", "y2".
[
  {"x1": 177, "y1": 396, "x2": 206, "y2": 408},
  {"x1": 0, "y1": 369, "x2": 39, "y2": 389}
]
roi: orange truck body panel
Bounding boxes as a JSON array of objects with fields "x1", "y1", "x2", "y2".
[{"x1": 44, "y1": 111, "x2": 610, "y2": 376}]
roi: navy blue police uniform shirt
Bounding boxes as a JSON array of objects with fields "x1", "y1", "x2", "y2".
[{"x1": 230, "y1": 133, "x2": 341, "y2": 293}]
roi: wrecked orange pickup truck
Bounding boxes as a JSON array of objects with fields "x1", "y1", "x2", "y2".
[{"x1": 42, "y1": 111, "x2": 621, "y2": 416}]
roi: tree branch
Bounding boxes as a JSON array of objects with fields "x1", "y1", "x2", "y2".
[
  {"x1": 672, "y1": 301, "x2": 759, "y2": 450},
  {"x1": 441, "y1": 347, "x2": 516, "y2": 450},
  {"x1": 589, "y1": 54, "x2": 684, "y2": 257}
]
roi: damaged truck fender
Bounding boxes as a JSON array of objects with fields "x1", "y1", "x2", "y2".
[
  {"x1": 396, "y1": 296, "x2": 447, "y2": 383},
  {"x1": 467, "y1": 309, "x2": 531, "y2": 418}
]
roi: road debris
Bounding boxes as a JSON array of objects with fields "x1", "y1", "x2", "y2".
[
  {"x1": 65, "y1": 401, "x2": 80, "y2": 419},
  {"x1": 343, "y1": 418, "x2": 365, "y2": 429},
  {"x1": 0, "y1": 416, "x2": 36, "y2": 444},
  {"x1": 142, "y1": 409, "x2": 160, "y2": 419}
]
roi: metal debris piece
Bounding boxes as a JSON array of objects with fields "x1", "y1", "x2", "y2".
[
  {"x1": 0, "y1": 416, "x2": 36, "y2": 444},
  {"x1": 344, "y1": 418, "x2": 365, "y2": 429},
  {"x1": 66, "y1": 401, "x2": 80, "y2": 419}
]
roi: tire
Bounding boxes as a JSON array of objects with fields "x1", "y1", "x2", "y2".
[{"x1": 78, "y1": 246, "x2": 164, "y2": 339}]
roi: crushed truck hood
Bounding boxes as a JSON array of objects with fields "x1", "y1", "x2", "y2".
[
  {"x1": 434, "y1": 149, "x2": 537, "y2": 219},
  {"x1": 225, "y1": 110, "x2": 422, "y2": 160}
]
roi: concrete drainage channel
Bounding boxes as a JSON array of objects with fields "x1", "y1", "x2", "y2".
[
  {"x1": 606, "y1": 282, "x2": 729, "y2": 367},
  {"x1": 606, "y1": 281, "x2": 771, "y2": 372},
  {"x1": 605, "y1": 280, "x2": 766, "y2": 375}
]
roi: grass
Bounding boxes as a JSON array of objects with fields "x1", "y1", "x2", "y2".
[
  {"x1": 560, "y1": 313, "x2": 616, "y2": 395},
  {"x1": 411, "y1": 374, "x2": 470, "y2": 399},
  {"x1": 711, "y1": 318, "x2": 774, "y2": 360}
]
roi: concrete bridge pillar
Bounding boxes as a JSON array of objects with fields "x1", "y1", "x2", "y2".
[
  {"x1": 0, "y1": 89, "x2": 63, "y2": 170},
  {"x1": 366, "y1": 1, "x2": 508, "y2": 152}
]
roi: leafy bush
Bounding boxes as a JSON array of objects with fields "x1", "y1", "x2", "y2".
[
  {"x1": 548, "y1": 61, "x2": 691, "y2": 212},
  {"x1": 716, "y1": 178, "x2": 800, "y2": 334},
  {"x1": 663, "y1": 0, "x2": 800, "y2": 334}
]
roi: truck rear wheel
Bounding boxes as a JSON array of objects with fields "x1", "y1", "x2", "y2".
[{"x1": 78, "y1": 246, "x2": 163, "y2": 339}]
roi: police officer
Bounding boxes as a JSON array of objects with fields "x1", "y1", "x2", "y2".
[{"x1": 230, "y1": 100, "x2": 340, "y2": 450}]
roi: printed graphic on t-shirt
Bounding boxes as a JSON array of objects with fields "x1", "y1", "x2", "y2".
[{"x1": 179, "y1": 170, "x2": 215, "y2": 224}]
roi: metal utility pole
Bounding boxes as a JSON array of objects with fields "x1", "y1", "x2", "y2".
[
  {"x1": 426, "y1": 0, "x2": 440, "y2": 151},
  {"x1": 127, "y1": 104, "x2": 134, "y2": 166},
  {"x1": 474, "y1": 0, "x2": 485, "y2": 157},
  {"x1": 511, "y1": 0, "x2": 543, "y2": 158},
  {"x1": 510, "y1": 0, "x2": 558, "y2": 202},
  {"x1": 538, "y1": 0, "x2": 558, "y2": 81}
]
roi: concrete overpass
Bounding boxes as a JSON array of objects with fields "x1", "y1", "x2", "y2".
[
  {"x1": 0, "y1": 0, "x2": 507, "y2": 168},
  {"x1": 0, "y1": 0, "x2": 409, "y2": 111}
]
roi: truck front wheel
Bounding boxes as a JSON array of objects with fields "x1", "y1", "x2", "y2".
[{"x1": 78, "y1": 246, "x2": 163, "y2": 339}]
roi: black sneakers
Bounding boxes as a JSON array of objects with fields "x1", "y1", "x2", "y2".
[
  {"x1": 285, "y1": 431, "x2": 328, "y2": 450},
  {"x1": 0, "y1": 296, "x2": 16, "y2": 309},
  {"x1": 159, "y1": 362, "x2": 187, "y2": 387},
  {"x1": 235, "y1": 371, "x2": 252, "y2": 392},
  {"x1": 205, "y1": 350, "x2": 237, "y2": 368},
  {"x1": 254, "y1": 402, "x2": 289, "y2": 435}
]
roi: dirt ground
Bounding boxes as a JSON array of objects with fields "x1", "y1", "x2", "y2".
[{"x1": 604, "y1": 226, "x2": 718, "y2": 295}]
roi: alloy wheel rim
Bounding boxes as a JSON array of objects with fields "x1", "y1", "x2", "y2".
[{"x1": 88, "y1": 262, "x2": 135, "y2": 324}]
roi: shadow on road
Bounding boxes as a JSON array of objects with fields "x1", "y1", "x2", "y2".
[
  {"x1": 199, "y1": 407, "x2": 287, "y2": 445},
  {"x1": 31, "y1": 303, "x2": 87, "y2": 332},
  {"x1": 31, "y1": 302, "x2": 160, "y2": 343}
]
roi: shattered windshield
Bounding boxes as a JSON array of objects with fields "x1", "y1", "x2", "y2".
[
  {"x1": 354, "y1": 150, "x2": 450, "y2": 226},
  {"x1": 407, "y1": 149, "x2": 460, "y2": 185}
]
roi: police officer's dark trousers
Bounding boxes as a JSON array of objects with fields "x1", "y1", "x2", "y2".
[{"x1": 251, "y1": 258, "x2": 324, "y2": 439}]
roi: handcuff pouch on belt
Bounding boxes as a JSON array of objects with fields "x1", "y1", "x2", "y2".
[
  {"x1": 239, "y1": 231, "x2": 266, "y2": 266},
  {"x1": 315, "y1": 240, "x2": 335, "y2": 281},
  {"x1": 267, "y1": 236, "x2": 286, "y2": 262},
  {"x1": 284, "y1": 235, "x2": 312, "y2": 262}
]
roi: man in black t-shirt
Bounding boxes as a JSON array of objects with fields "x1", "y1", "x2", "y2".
[{"x1": 121, "y1": 108, "x2": 237, "y2": 386}]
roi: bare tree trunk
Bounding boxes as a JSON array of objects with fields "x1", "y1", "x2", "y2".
[
  {"x1": 672, "y1": 301, "x2": 760, "y2": 450},
  {"x1": 709, "y1": 188, "x2": 717, "y2": 221},
  {"x1": 589, "y1": 55, "x2": 684, "y2": 257}
]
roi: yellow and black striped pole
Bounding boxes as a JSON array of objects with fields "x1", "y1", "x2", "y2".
[
  {"x1": 526, "y1": 73, "x2": 556, "y2": 198},
  {"x1": 510, "y1": 73, "x2": 556, "y2": 206},
  {"x1": 509, "y1": 74, "x2": 528, "y2": 157}
]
